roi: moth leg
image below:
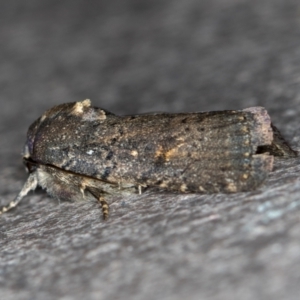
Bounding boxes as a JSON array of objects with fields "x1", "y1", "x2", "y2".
[
  {"x1": 98, "y1": 196, "x2": 109, "y2": 221},
  {"x1": 85, "y1": 186, "x2": 109, "y2": 220},
  {"x1": 0, "y1": 173, "x2": 38, "y2": 215}
]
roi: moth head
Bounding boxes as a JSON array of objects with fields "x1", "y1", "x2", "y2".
[{"x1": 20, "y1": 101, "x2": 82, "y2": 174}]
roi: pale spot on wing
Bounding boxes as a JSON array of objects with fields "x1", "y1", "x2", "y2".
[
  {"x1": 131, "y1": 150, "x2": 138, "y2": 157},
  {"x1": 199, "y1": 186, "x2": 206, "y2": 192},
  {"x1": 226, "y1": 182, "x2": 238, "y2": 192},
  {"x1": 87, "y1": 150, "x2": 94, "y2": 155},
  {"x1": 180, "y1": 184, "x2": 187, "y2": 192},
  {"x1": 242, "y1": 173, "x2": 249, "y2": 180}
]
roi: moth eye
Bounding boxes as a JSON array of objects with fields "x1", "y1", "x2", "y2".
[{"x1": 22, "y1": 157, "x2": 37, "y2": 174}]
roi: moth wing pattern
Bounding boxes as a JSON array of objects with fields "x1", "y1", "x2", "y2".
[{"x1": 30, "y1": 101, "x2": 275, "y2": 193}]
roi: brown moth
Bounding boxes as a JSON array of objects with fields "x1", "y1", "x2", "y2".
[{"x1": 1, "y1": 99, "x2": 297, "y2": 219}]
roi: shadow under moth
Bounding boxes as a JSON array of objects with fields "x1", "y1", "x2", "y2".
[{"x1": 1, "y1": 99, "x2": 297, "y2": 219}]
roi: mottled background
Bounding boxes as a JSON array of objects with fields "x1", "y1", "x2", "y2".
[{"x1": 0, "y1": 1, "x2": 300, "y2": 299}]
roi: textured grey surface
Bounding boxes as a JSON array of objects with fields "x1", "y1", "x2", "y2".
[{"x1": 0, "y1": 1, "x2": 300, "y2": 299}]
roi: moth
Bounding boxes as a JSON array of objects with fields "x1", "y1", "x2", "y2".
[{"x1": 1, "y1": 99, "x2": 297, "y2": 219}]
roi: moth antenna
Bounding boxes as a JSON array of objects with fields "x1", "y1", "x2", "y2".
[{"x1": 0, "y1": 173, "x2": 38, "y2": 215}]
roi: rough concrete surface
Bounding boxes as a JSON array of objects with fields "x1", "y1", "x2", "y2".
[{"x1": 0, "y1": 1, "x2": 300, "y2": 299}]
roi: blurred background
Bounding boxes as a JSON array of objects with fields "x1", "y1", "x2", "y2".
[
  {"x1": 1, "y1": 0, "x2": 300, "y2": 158},
  {"x1": 1, "y1": 0, "x2": 300, "y2": 114},
  {"x1": 1, "y1": 1, "x2": 300, "y2": 300}
]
